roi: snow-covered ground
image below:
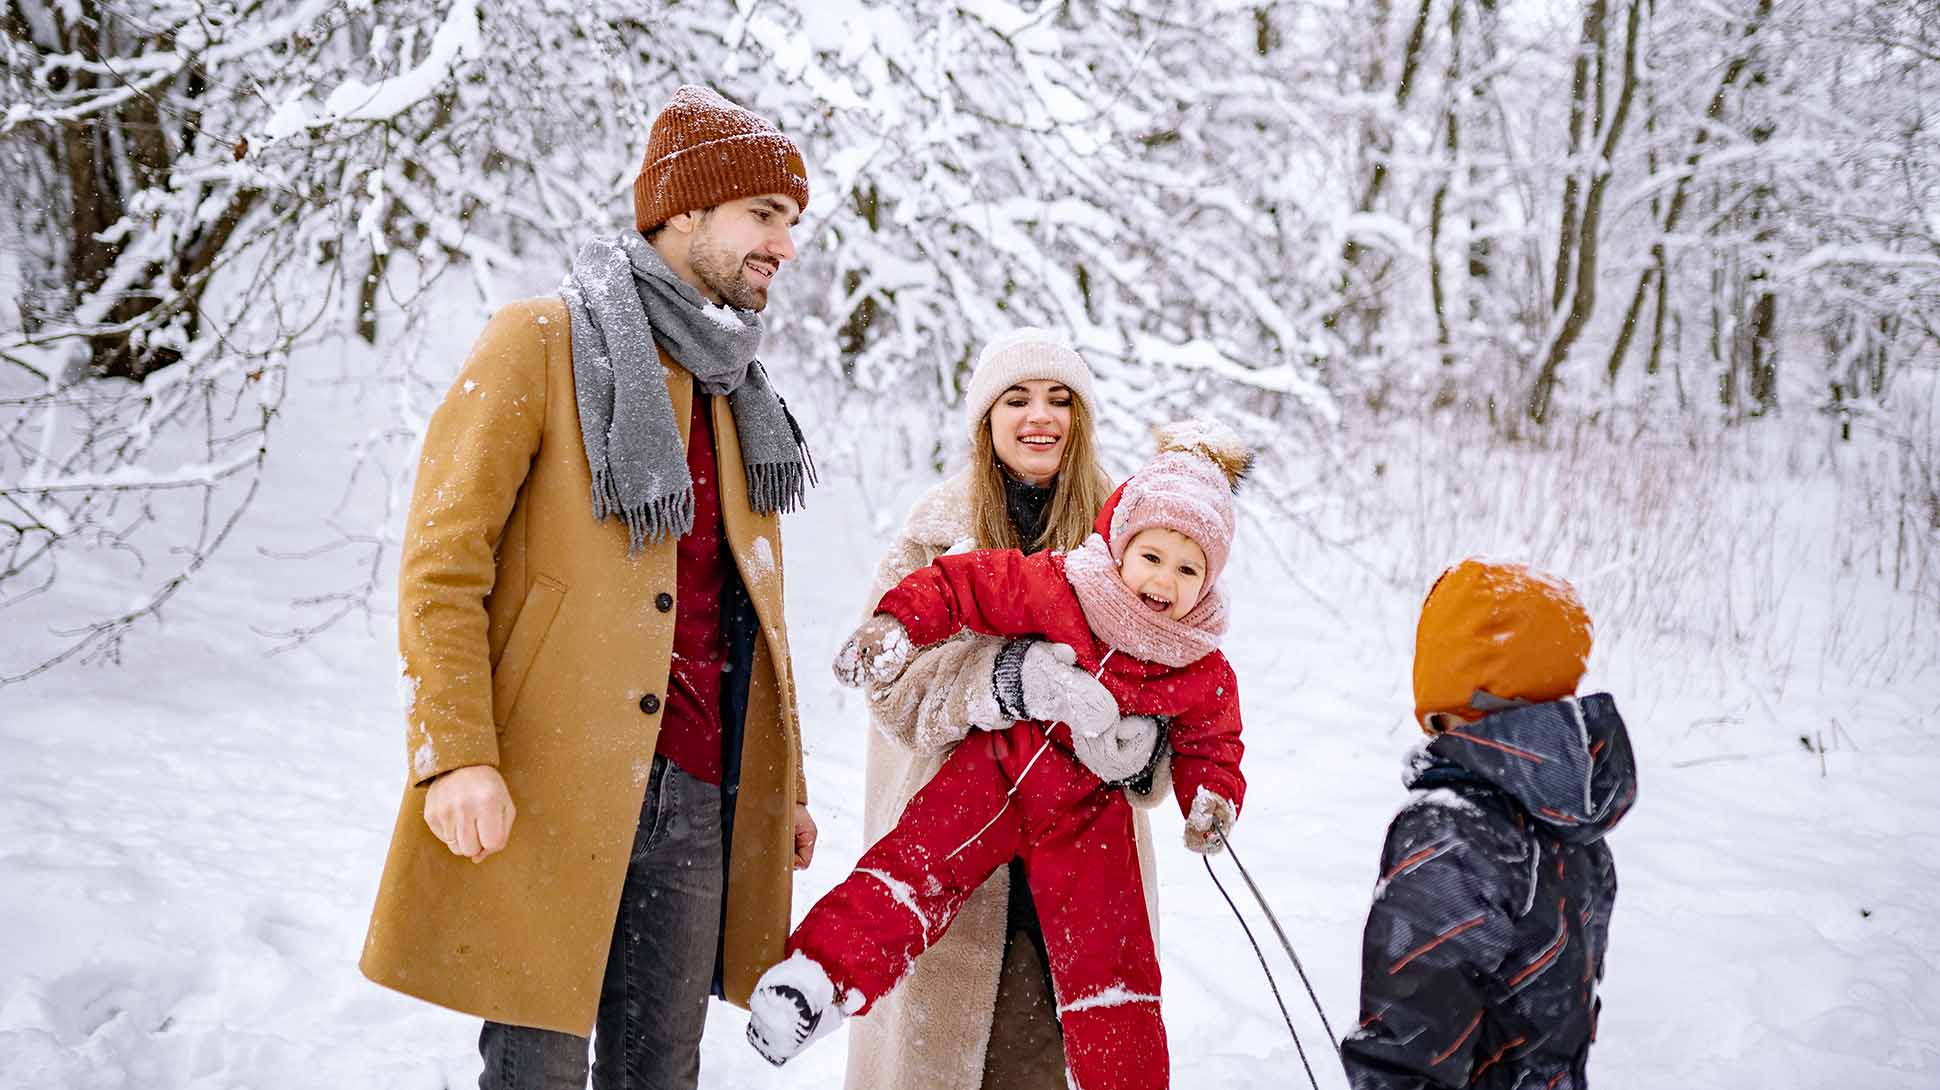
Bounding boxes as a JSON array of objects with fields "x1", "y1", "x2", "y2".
[{"x1": 4, "y1": 321, "x2": 1939, "y2": 1089}]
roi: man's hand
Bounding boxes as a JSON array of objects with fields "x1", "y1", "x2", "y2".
[
  {"x1": 424, "y1": 764, "x2": 517, "y2": 863},
  {"x1": 792, "y1": 804, "x2": 818, "y2": 870}
]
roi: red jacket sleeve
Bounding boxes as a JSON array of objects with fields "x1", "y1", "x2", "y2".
[
  {"x1": 875, "y1": 548, "x2": 1055, "y2": 646},
  {"x1": 1167, "y1": 655, "x2": 1247, "y2": 816}
]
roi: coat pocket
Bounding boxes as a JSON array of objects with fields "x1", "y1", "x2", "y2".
[{"x1": 490, "y1": 574, "x2": 567, "y2": 731}]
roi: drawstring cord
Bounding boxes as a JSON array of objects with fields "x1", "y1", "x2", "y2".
[
  {"x1": 945, "y1": 648, "x2": 1117, "y2": 861},
  {"x1": 1202, "y1": 827, "x2": 1340, "y2": 1090}
]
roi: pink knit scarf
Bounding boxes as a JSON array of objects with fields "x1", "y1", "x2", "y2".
[{"x1": 1063, "y1": 534, "x2": 1227, "y2": 668}]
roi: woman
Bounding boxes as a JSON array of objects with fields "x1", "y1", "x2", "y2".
[{"x1": 845, "y1": 329, "x2": 1169, "y2": 1090}]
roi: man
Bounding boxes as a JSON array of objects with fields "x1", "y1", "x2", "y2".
[{"x1": 360, "y1": 85, "x2": 819, "y2": 1090}]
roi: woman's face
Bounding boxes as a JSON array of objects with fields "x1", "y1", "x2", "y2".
[{"x1": 988, "y1": 380, "x2": 1074, "y2": 486}]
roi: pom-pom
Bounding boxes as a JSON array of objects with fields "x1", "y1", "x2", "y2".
[{"x1": 1154, "y1": 418, "x2": 1253, "y2": 491}]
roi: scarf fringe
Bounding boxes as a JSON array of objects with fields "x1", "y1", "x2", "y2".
[
  {"x1": 747, "y1": 461, "x2": 808, "y2": 516},
  {"x1": 592, "y1": 468, "x2": 696, "y2": 554}
]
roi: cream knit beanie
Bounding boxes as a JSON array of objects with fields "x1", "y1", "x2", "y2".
[{"x1": 963, "y1": 328, "x2": 1098, "y2": 435}]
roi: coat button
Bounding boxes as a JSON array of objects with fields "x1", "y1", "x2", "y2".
[
  {"x1": 655, "y1": 592, "x2": 674, "y2": 613},
  {"x1": 638, "y1": 693, "x2": 661, "y2": 715}
]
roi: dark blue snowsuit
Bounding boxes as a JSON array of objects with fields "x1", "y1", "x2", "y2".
[{"x1": 1341, "y1": 694, "x2": 1637, "y2": 1090}]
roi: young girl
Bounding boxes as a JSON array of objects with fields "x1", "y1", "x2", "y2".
[{"x1": 747, "y1": 421, "x2": 1252, "y2": 1090}]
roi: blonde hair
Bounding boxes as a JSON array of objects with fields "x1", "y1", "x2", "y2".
[{"x1": 968, "y1": 394, "x2": 1112, "y2": 553}]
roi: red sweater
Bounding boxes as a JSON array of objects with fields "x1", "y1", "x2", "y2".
[
  {"x1": 656, "y1": 395, "x2": 728, "y2": 785},
  {"x1": 875, "y1": 548, "x2": 1246, "y2": 815}
]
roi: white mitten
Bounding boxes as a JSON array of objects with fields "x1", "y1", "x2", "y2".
[
  {"x1": 1071, "y1": 714, "x2": 1162, "y2": 784},
  {"x1": 833, "y1": 614, "x2": 913, "y2": 688},
  {"x1": 1183, "y1": 787, "x2": 1237, "y2": 855},
  {"x1": 747, "y1": 953, "x2": 847, "y2": 1066},
  {"x1": 994, "y1": 640, "x2": 1117, "y2": 738}
]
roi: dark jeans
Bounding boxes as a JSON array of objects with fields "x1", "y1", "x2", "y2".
[{"x1": 480, "y1": 755, "x2": 725, "y2": 1090}]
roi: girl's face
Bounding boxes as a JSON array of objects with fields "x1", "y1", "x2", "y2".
[
  {"x1": 988, "y1": 380, "x2": 1074, "y2": 486},
  {"x1": 1118, "y1": 527, "x2": 1208, "y2": 621}
]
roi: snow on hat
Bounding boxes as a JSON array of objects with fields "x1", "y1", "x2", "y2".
[
  {"x1": 634, "y1": 85, "x2": 810, "y2": 232},
  {"x1": 963, "y1": 328, "x2": 1098, "y2": 436},
  {"x1": 1104, "y1": 419, "x2": 1253, "y2": 590},
  {"x1": 1412, "y1": 559, "x2": 1593, "y2": 733}
]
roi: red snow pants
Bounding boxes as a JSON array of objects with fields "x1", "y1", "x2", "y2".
[{"x1": 789, "y1": 721, "x2": 1166, "y2": 1090}]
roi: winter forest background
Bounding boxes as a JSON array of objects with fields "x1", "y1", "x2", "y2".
[{"x1": 3, "y1": 2, "x2": 1939, "y2": 1088}]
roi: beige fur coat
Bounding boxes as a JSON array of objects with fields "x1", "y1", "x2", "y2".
[{"x1": 842, "y1": 469, "x2": 1163, "y2": 1090}]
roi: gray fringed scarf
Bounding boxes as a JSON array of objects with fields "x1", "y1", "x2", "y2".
[{"x1": 560, "y1": 232, "x2": 814, "y2": 553}]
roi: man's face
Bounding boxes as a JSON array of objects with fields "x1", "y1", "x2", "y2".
[{"x1": 686, "y1": 195, "x2": 801, "y2": 312}]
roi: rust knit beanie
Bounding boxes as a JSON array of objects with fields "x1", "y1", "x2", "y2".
[
  {"x1": 1413, "y1": 559, "x2": 1593, "y2": 732},
  {"x1": 633, "y1": 85, "x2": 810, "y2": 232}
]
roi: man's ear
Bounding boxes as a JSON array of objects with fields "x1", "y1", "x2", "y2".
[{"x1": 663, "y1": 209, "x2": 700, "y2": 236}]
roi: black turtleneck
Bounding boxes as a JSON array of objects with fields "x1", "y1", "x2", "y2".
[{"x1": 1001, "y1": 472, "x2": 1056, "y2": 554}]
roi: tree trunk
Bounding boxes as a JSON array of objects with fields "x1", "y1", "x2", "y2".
[
  {"x1": 1428, "y1": 0, "x2": 1465, "y2": 382},
  {"x1": 1525, "y1": 0, "x2": 1644, "y2": 424},
  {"x1": 1601, "y1": 0, "x2": 1774, "y2": 386}
]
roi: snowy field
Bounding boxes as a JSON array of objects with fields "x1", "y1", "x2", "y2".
[{"x1": 4, "y1": 320, "x2": 1939, "y2": 1090}]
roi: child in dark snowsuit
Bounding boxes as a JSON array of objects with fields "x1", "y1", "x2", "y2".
[
  {"x1": 746, "y1": 422, "x2": 1253, "y2": 1090},
  {"x1": 1341, "y1": 559, "x2": 1638, "y2": 1090}
]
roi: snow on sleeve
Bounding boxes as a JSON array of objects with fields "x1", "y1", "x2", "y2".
[
  {"x1": 747, "y1": 536, "x2": 778, "y2": 586},
  {"x1": 410, "y1": 734, "x2": 437, "y2": 780},
  {"x1": 856, "y1": 868, "x2": 931, "y2": 933},
  {"x1": 397, "y1": 658, "x2": 419, "y2": 716}
]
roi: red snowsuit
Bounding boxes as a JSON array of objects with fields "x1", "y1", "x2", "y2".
[{"x1": 789, "y1": 547, "x2": 1245, "y2": 1090}]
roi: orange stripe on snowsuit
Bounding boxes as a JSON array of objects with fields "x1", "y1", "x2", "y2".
[
  {"x1": 1390, "y1": 914, "x2": 1486, "y2": 974},
  {"x1": 1468, "y1": 1036, "x2": 1526, "y2": 1083},
  {"x1": 1443, "y1": 729, "x2": 1547, "y2": 764},
  {"x1": 1431, "y1": 1010, "x2": 1484, "y2": 1065},
  {"x1": 1508, "y1": 904, "x2": 1570, "y2": 988},
  {"x1": 1384, "y1": 842, "x2": 1451, "y2": 881},
  {"x1": 1547, "y1": 1072, "x2": 1567, "y2": 1089}
]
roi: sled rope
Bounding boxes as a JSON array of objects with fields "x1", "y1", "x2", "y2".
[
  {"x1": 1221, "y1": 833, "x2": 1338, "y2": 1046},
  {"x1": 945, "y1": 649, "x2": 1117, "y2": 862},
  {"x1": 1203, "y1": 828, "x2": 1341, "y2": 1087}
]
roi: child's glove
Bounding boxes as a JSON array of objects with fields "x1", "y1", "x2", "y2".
[
  {"x1": 747, "y1": 952, "x2": 846, "y2": 1066},
  {"x1": 1071, "y1": 714, "x2": 1162, "y2": 784},
  {"x1": 994, "y1": 640, "x2": 1117, "y2": 739},
  {"x1": 1183, "y1": 787, "x2": 1237, "y2": 855},
  {"x1": 833, "y1": 614, "x2": 913, "y2": 688}
]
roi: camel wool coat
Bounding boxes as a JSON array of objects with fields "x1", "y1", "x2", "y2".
[
  {"x1": 845, "y1": 469, "x2": 1162, "y2": 1090},
  {"x1": 359, "y1": 297, "x2": 807, "y2": 1036}
]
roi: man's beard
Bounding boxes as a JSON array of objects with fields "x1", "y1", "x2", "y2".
[{"x1": 690, "y1": 229, "x2": 769, "y2": 312}]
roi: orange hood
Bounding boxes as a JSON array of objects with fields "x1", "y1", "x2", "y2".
[{"x1": 1412, "y1": 559, "x2": 1593, "y2": 732}]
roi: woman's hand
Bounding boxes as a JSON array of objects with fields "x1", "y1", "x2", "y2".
[
  {"x1": 833, "y1": 613, "x2": 913, "y2": 687},
  {"x1": 995, "y1": 640, "x2": 1118, "y2": 739},
  {"x1": 1071, "y1": 713, "x2": 1162, "y2": 784}
]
